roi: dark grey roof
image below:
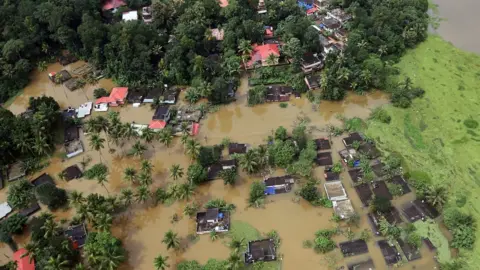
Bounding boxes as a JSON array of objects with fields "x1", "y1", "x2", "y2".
[
  {"x1": 63, "y1": 165, "x2": 82, "y2": 181},
  {"x1": 153, "y1": 106, "x2": 170, "y2": 120},
  {"x1": 31, "y1": 173, "x2": 55, "y2": 187}
]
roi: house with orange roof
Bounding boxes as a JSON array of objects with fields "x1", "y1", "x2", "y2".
[
  {"x1": 95, "y1": 87, "x2": 128, "y2": 107},
  {"x1": 102, "y1": 0, "x2": 126, "y2": 11},
  {"x1": 246, "y1": 44, "x2": 280, "y2": 69},
  {"x1": 14, "y1": 248, "x2": 35, "y2": 270}
]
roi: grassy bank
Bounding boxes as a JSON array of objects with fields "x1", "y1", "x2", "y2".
[{"x1": 366, "y1": 35, "x2": 480, "y2": 268}]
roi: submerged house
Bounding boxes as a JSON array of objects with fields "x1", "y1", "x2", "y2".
[
  {"x1": 143, "y1": 88, "x2": 163, "y2": 103},
  {"x1": 161, "y1": 86, "x2": 179, "y2": 104},
  {"x1": 19, "y1": 201, "x2": 41, "y2": 217},
  {"x1": 244, "y1": 239, "x2": 276, "y2": 264},
  {"x1": 149, "y1": 106, "x2": 171, "y2": 131},
  {"x1": 333, "y1": 199, "x2": 355, "y2": 219},
  {"x1": 264, "y1": 175, "x2": 294, "y2": 195},
  {"x1": 62, "y1": 165, "x2": 83, "y2": 181},
  {"x1": 176, "y1": 109, "x2": 202, "y2": 123},
  {"x1": 58, "y1": 51, "x2": 78, "y2": 66},
  {"x1": 347, "y1": 259, "x2": 375, "y2": 270},
  {"x1": 64, "y1": 124, "x2": 83, "y2": 158},
  {"x1": 49, "y1": 70, "x2": 72, "y2": 84},
  {"x1": 377, "y1": 240, "x2": 402, "y2": 265},
  {"x1": 324, "y1": 181, "x2": 348, "y2": 201},
  {"x1": 64, "y1": 78, "x2": 84, "y2": 91},
  {"x1": 31, "y1": 173, "x2": 55, "y2": 187},
  {"x1": 315, "y1": 152, "x2": 333, "y2": 166},
  {"x1": 196, "y1": 208, "x2": 230, "y2": 234},
  {"x1": 343, "y1": 132, "x2": 364, "y2": 148},
  {"x1": 65, "y1": 223, "x2": 88, "y2": 249},
  {"x1": 319, "y1": 17, "x2": 341, "y2": 32},
  {"x1": 127, "y1": 88, "x2": 147, "y2": 107},
  {"x1": 339, "y1": 239, "x2": 368, "y2": 257},
  {"x1": 305, "y1": 75, "x2": 320, "y2": 90},
  {"x1": 265, "y1": 85, "x2": 293, "y2": 102},
  {"x1": 327, "y1": 8, "x2": 352, "y2": 24},
  {"x1": 207, "y1": 160, "x2": 236, "y2": 180},
  {"x1": 301, "y1": 53, "x2": 323, "y2": 73},
  {"x1": 229, "y1": 143, "x2": 248, "y2": 155},
  {"x1": 0, "y1": 202, "x2": 12, "y2": 220},
  {"x1": 95, "y1": 87, "x2": 128, "y2": 107},
  {"x1": 76, "y1": 102, "x2": 93, "y2": 118}
]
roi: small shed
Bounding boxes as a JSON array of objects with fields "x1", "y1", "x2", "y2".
[
  {"x1": 333, "y1": 199, "x2": 355, "y2": 219},
  {"x1": 324, "y1": 181, "x2": 347, "y2": 201},
  {"x1": 62, "y1": 165, "x2": 83, "y2": 181},
  {"x1": 339, "y1": 239, "x2": 368, "y2": 257},
  {"x1": 264, "y1": 175, "x2": 294, "y2": 195}
]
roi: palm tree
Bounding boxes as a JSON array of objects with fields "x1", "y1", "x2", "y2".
[
  {"x1": 45, "y1": 254, "x2": 69, "y2": 270},
  {"x1": 425, "y1": 185, "x2": 448, "y2": 209},
  {"x1": 229, "y1": 237, "x2": 245, "y2": 253},
  {"x1": 177, "y1": 183, "x2": 194, "y2": 201},
  {"x1": 185, "y1": 139, "x2": 201, "y2": 160},
  {"x1": 121, "y1": 188, "x2": 134, "y2": 207},
  {"x1": 94, "y1": 213, "x2": 112, "y2": 231},
  {"x1": 136, "y1": 185, "x2": 150, "y2": 204},
  {"x1": 180, "y1": 133, "x2": 189, "y2": 149},
  {"x1": 42, "y1": 218, "x2": 60, "y2": 239},
  {"x1": 69, "y1": 191, "x2": 85, "y2": 208},
  {"x1": 138, "y1": 171, "x2": 153, "y2": 186},
  {"x1": 227, "y1": 252, "x2": 243, "y2": 270},
  {"x1": 130, "y1": 141, "x2": 147, "y2": 158},
  {"x1": 169, "y1": 164, "x2": 184, "y2": 181},
  {"x1": 141, "y1": 160, "x2": 154, "y2": 174},
  {"x1": 219, "y1": 168, "x2": 238, "y2": 185},
  {"x1": 151, "y1": 97, "x2": 162, "y2": 109},
  {"x1": 123, "y1": 167, "x2": 137, "y2": 184},
  {"x1": 162, "y1": 230, "x2": 180, "y2": 250},
  {"x1": 33, "y1": 134, "x2": 50, "y2": 156},
  {"x1": 141, "y1": 127, "x2": 156, "y2": 147},
  {"x1": 24, "y1": 241, "x2": 41, "y2": 263},
  {"x1": 265, "y1": 53, "x2": 278, "y2": 66},
  {"x1": 123, "y1": 123, "x2": 137, "y2": 141},
  {"x1": 238, "y1": 39, "x2": 252, "y2": 70},
  {"x1": 97, "y1": 174, "x2": 109, "y2": 194},
  {"x1": 239, "y1": 150, "x2": 259, "y2": 174},
  {"x1": 158, "y1": 128, "x2": 174, "y2": 147},
  {"x1": 180, "y1": 122, "x2": 190, "y2": 135},
  {"x1": 153, "y1": 255, "x2": 170, "y2": 270},
  {"x1": 166, "y1": 183, "x2": 179, "y2": 199},
  {"x1": 74, "y1": 263, "x2": 86, "y2": 270},
  {"x1": 89, "y1": 133, "x2": 105, "y2": 163}
]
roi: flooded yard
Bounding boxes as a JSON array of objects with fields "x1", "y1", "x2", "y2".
[{"x1": 0, "y1": 63, "x2": 441, "y2": 269}]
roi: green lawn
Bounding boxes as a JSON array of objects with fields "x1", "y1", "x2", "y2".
[{"x1": 366, "y1": 35, "x2": 480, "y2": 268}]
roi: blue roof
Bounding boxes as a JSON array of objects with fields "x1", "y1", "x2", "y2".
[{"x1": 265, "y1": 187, "x2": 276, "y2": 195}]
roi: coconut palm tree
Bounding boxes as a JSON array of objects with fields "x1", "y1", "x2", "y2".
[
  {"x1": 138, "y1": 171, "x2": 153, "y2": 186},
  {"x1": 158, "y1": 128, "x2": 174, "y2": 147},
  {"x1": 42, "y1": 218, "x2": 60, "y2": 239},
  {"x1": 69, "y1": 191, "x2": 85, "y2": 208},
  {"x1": 141, "y1": 160, "x2": 154, "y2": 174},
  {"x1": 162, "y1": 230, "x2": 180, "y2": 250},
  {"x1": 89, "y1": 133, "x2": 105, "y2": 163},
  {"x1": 24, "y1": 241, "x2": 41, "y2": 263},
  {"x1": 136, "y1": 185, "x2": 150, "y2": 204},
  {"x1": 153, "y1": 255, "x2": 169, "y2": 270},
  {"x1": 227, "y1": 252, "x2": 243, "y2": 270},
  {"x1": 185, "y1": 139, "x2": 201, "y2": 160},
  {"x1": 177, "y1": 183, "x2": 194, "y2": 201},
  {"x1": 33, "y1": 134, "x2": 50, "y2": 156},
  {"x1": 130, "y1": 141, "x2": 147, "y2": 158},
  {"x1": 238, "y1": 39, "x2": 252, "y2": 70},
  {"x1": 239, "y1": 150, "x2": 259, "y2": 174},
  {"x1": 166, "y1": 183, "x2": 179, "y2": 199},
  {"x1": 44, "y1": 254, "x2": 69, "y2": 270},
  {"x1": 219, "y1": 168, "x2": 238, "y2": 185},
  {"x1": 94, "y1": 213, "x2": 112, "y2": 231},
  {"x1": 425, "y1": 185, "x2": 448, "y2": 209},
  {"x1": 169, "y1": 164, "x2": 184, "y2": 181},
  {"x1": 74, "y1": 263, "x2": 86, "y2": 270},
  {"x1": 180, "y1": 133, "x2": 189, "y2": 149},
  {"x1": 265, "y1": 53, "x2": 278, "y2": 66},
  {"x1": 180, "y1": 122, "x2": 190, "y2": 135},
  {"x1": 228, "y1": 237, "x2": 246, "y2": 253},
  {"x1": 120, "y1": 188, "x2": 134, "y2": 207},
  {"x1": 123, "y1": 167, "x2": 137, "y2": 184},
  {"x1": 123, "y1": 123, "x2": 137, "y2": 141},
  {"x1": 97, "y1": 174, "x2": 109, "y2": 194},
  {"x1": 141, "y1": 127, "x2": 156, "y2": 148}
]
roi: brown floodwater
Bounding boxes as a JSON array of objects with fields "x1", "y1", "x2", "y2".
[{"x1": 1, "y1": 63, "x2": 439, "y2": 269}]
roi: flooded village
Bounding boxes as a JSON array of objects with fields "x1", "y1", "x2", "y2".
[{"x1": 0, "y1": 0, "x2": 460, "y2": 270}]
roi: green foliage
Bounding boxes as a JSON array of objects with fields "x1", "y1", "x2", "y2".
[
  {"x1": 390, "y1": 78, "x2": 425, "y2": 108},
  {"x1": 370, "y1": 107, "x2": 391, "y2": 124},
  {"x1": 288, "y1": 140, "x2": 316, "y2": 177},
  {"x1": 312, "y1": 229, "x2": 337, "y2": 254},
  {"x1": 35, "y1": 183, "x2": 68, "y2": 210},
  {"x1": 464, "y1": 118, "x2": 479, "y2": 129},
  {"x1": 7, "y1": 180, "x2": 34, "y2": 209},
  {"x1": 268, "y1": 140, "x2": 296, "y2": 168},
  {"x1": 84, "y1": 232, "x2": 126, "y2": 269},
  {"x1": 187, "y1": 164, "x2": 207, "y2": 185},
  {"x1": 406, "y1": 231, "x2": 422, "y2": 249},
  {"x1": 274, "y1": 126, "x2": 288, "y2": 141},
  {"x1": 343, "y1": 117, "x2": 365, "y2": 132},
  {"x1": 219, "y1": 168, "x2": 238, "y2": 185},
  {"x1": 83, "y1": 163, "x2": 108, "y2": 180},
  {"x1": 299, "y1": 182, "x2": 322, "y2": 205},
  {"x1": 0, "y1": 214, "x2": 27, "y2": 235},
  {"x1": 247, "y1": 85, "x2": 266, "y2": 106},
  {"x1": 443, "y1": 208, "x2": 476, "y2": 249},
  {"x1": 372, "y1": 196, "x2": 392, "y2": 214},
  {"x1": 387, "y1": 183, "x2": 404, "y2": 197},
  {"x1": 183, "y1": 202, "x2": 199, "y2": 218},
  {"x1": 248, "y1": 181, "x2": 266, "y2": 208},
  {"x1": 378, "y1": 217, "x2": 401, "y2": 241},
  {"x1": 198, "y1": 146, "x2": 222, "y2": 167},
  {"x1": 204, "y1": 199, "x2": 236, "y2": 212},
  {"x1": 331, "y1": 162, "x2": 343, "y2": 174},
  {"x1": 279, "y1": 103, "x2": 288, "y2": 108},
  {"x1": 93, "y1": 88, "x2": 108, "y2": 99}
]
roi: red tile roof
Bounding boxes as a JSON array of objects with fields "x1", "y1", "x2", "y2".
[
  {"x1": 149, "y1": 120, "x2": 167, "y2": 129},
  {"x1": 95, "y1": 87, "x2": 128, "y2": 104},
  {"x1": 102, "y1": 0, "x2": 127, "y2": 11},
  {"x1": 306, "y1": 7, "x2": 318, "y2": 15},
  {"x1": 192, "y1": 123, "x2": 200, "y2": 136},
  {"x1": 247, "y1": 44, "x2": 280, "y2": 68},
  {"x1": 218, "y1": 0, "x2": 229, "y2": 7},
  {"x1": 14, "y1": 248, "x2": 35, "y2": 270},
  {"x1": 95, "y1": 96, "x2": 111, "y2": 105}
]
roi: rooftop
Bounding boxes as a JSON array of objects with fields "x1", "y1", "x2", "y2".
[
  {"x1": 413, "y1": 199, "x2": 439, "y2": 219},
  {"x1": 339, "y1": 239, "x2": 368, "y2": 257},
  {"x1": 315, "y1": 152, "x2": 333, "y2": 166},
  {"x1": 149, "y1": 120, "x2": 167, "y2": 130},
  {"x1": 229, "y1": 143, "x2": 247, "y2": 155},
  {"x1": 398, "y1": 238, "x2": 421, "y2": 261},
  {"x1": 371, "y1": 180, "x2": 392, "y2": 200},
  {"x1": 348, "y1": 168, "x2": 363, "y2": 183},
  {"x1": 196, "y1": 209, "x2": 230, "y2": 234},
  {"x1": 64, "y1": 125, "x2": 79, "y2": 143},
  {"x1": 144, "y1": 88, "x2": 163, "y2": 101},
  {"x1": 324, "y1": 181, "x2": 347, "y2": 201},
  {"x1": 211, "y1": 28, "x2": 224, "y2": 41},
  {"x1": 153, "y1": 106, "x2": 170, "y2": 121},
  {"x1": 127, "y1": 88, "x2": 147, "y2": 103},
  {"x1": 343, "y1": 132, "x2": 364, "y2": 147},
  {"x1": 62, "y1": 165, "x2": 83, "y2": 181},
  {"x1": 8, "y1": 162, "x2": 26, "y2": 182},
  {"x1": 102, "y1": 0, "x2": 126, "y2": 11},
  {"x1": 265, "y1": 85, "x2": 293, "y2": 102},
  {"x1": 347, "y1": 259, "x2": 375, "y2": 270},
  {"x1": 122, "y1": 10, "x2": 138, "y2": 21},
  {"x1": 247, "y1": 44, "x2": 280, "y2": 68},
  {"x1": 218, "y1": 0, "x2": 228, "y2": 7},
  {"x1": 14, "y1": 248, "x2": 35, "y2": 270},
  {"x1": 19, "y1": 201, "x2": 41, "y2": 217},
  {"x1": 314, "y1": 138, "x2": 331, "y2": 150},
  {"x1": 320, "y1": 17, "x2": 341, "y2": 30},
  {"x1": 49, "y1": 70, "x2": 72, "y2": 83},
  {"x1": 390, "y1": 175, "x2": 411, "y2": 195},
  {"x1": 305, "y1": 75, "x2": 320, "y2": 90},
  {"x1": 65, "y1": 223, "x2": 88, "y2": 249},
  {"x1": 333, "y1": 199, "x2": 355, "y2": 219},
  {"x1": 354, "y1": 183, "x2": 372, "y2": 206},
  {"x1": 31, "y1": 173, "x2": 55, "y2": 187},
  {"x1": 0, "y1": 202, "x2": 12, "y2": 220},
  {"x1": 245, "y1": 239, "x2": 276, "y2": 264},
  {"x1": 377, "y1": 240, "x2": 402, "y2": 265}
]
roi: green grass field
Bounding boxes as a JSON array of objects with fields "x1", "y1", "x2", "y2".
[{"x1": 366, "y1": 35, "x2": 480, "y2": 268}]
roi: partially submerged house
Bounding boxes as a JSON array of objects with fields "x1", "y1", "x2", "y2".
[
  {"x1": 229, "y1": 143, "x2": 247, "y2": 155},
  {"x1": 327, "y1": 8, "x2": 352, "y2": 24},
  {"x1": 76, "y1": 102, "x2": 93, "y2": 118},
  {"x1": 301, "y1": 53, "x2": 323, "y2": 73},
  {"x1": 333, "y1": 199, "x2": 355, "y2": 219},
  {"x1": 358, "y1": 142, "x2": 381, "y2": 159},
  {"x1": 367, "y1": 213, "x2": 381, "y2": 236},
  {"x1": 390, "y1": 175, "x2": 411, "y2": 195},
  {"x1": 265, "y1": 85, "x2": 293, "y2": 102},
  {"x1": 339, "y1": 148, "x2": 359, "y2": 165},
  {"x1": 151, "y1": 106, "x2": 171, "y2": 123},
  {"x1": 196, "y1": 208, "x2": 230, "y2": 234},
  {"x1": 378, "y1": 240, "x2": 402, "y2": 265},
  {"x1": 319, "y1": 17, "x2": 341, "y2": 32},
  {"x1": 324, "y1": 181, "x2": 347, "y2": 201},
  {"x1": 413, "y1": 199, "x2": 439, "y2": 219},
  {"x1": 348, "y1": 168, "x2": 363, "y2": 183},
  {"x1": 65, "y1": 223, "x2": 88, "y2": 249},
  {"x1": 324, "y1": 167, "x2": 339, "y2": 181},
  {"x1": 31, "y1": 173, "x2": 55, "y2": 187},
  {"x1": 64, "y1": 125, "x2": 80, "y2": 143},
  {"x1": 171, "y1": 122, "x2": 200, "y2": 136},
  {"x1": 19, "y1": 202, "x2": 41, "y2": 217},
  {"x1": 8, "y1": 162, "x2": 26, "y2": 182},
  {"x1": 246, "y1": 44, "x2": 280, "y2": 69},
  {"x1": 354, "y1": 183, "x2": 372, "y2": 206},
  {"x1": 398, "y1": 238, "x2": 421, "y2": 261},
  {"x1": 371, "y1": 162, "x2": 387, "y2": 179},
  {"x1": 244, "y1": 239, "x2": 276, "y2": 264},
  {"x1": 176, "y1": 109, "x2": 202, "y2": 123},
  {"x1": 339, "y1": 239, "x2": 368, "y2": 257},
  {"x1": 49, "y1": 70, "x2": 72, "y2": 84},
  {"x1": 314, "y1": 138, "x2": 331, "y2": 150},
  {"x1": 305, "y1": 75, "x2": 320, "y2": 90},
  {"x1": 143, "y1": 88, "x2": 163, "y2": 103},
  {"x1": 347, "y1": 259, "x2": 375, "y2": 270},
  {"x1": 65, "y1": 139, "x2": 84, "y2": 158},
  {"x1": 161, "y1": 86, "x2": 179, "y2": 104},
  {"x1": 95, "y1": 87, "x2": 128, "y2": 107},
  {"x1": 343, "y1": 132, "x2": 364, "y2": 148},
  {"x1": 371, "y1": 181, "x2": 392, "y2": 200},
  {"x1": 207, "y1": 160, "x2": 236, "y2": 180},
  {"x1": 0, "y1": 202, "x2": 12, "y2": 220},
  {"x1": 127, "y1": 88, "x2": 147, "y2": 107},
  {"x1": 58, "y1": 51, "x2": 78, "y2": 66},
  {"x1": 13, "y1": 248, "x2": 35, "y2": 270},
  {"x1": 315, "y1": 152, "x2": 333, "y2": 166},
  {"x1": 423, "y1": 238, "x2": 436, "y2": 251},
  {"x1": 64, "y1": 78, "x2": 83, "y2": 91},
  {"x1": 62, "y1": 165, "x2": 83, "y2": 181},
  {"x1": 264, "y1": 175, "x2": 294, "y2": 195}
]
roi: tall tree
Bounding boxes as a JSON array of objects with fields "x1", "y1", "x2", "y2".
[
  {"x1": 89, "y1": 133, "x2": 105, "y2": 163},
  {"x1": 123, "y1": 167, "x2": 137, "y2": 184},
  {"x1": 169, "y1": 164, "x2": 184, "y2": 181},
  {"x1": 154, "y1": 254, "x2": 170, "y2": 270},
  {"x1": 162, "y1": 230, "x2": 180, "y2": 250}
]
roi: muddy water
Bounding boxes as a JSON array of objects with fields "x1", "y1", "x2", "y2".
[
  {"x1": 432, "y1": 0, "x2": 480, "y2": 54},
  {"x1": 2, "y1": 63, "x2": 436, "y2": 269}
]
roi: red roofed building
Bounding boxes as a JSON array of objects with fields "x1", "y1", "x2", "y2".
[
  {"x1": 14, "y1": 248, "x2": 35, "y2": 270},
  {"x1": 218, "y1": 0, "x2": 228, "y2": 7},
  {"x1": 95, "y1": 87, "x2": 128, "y2": 107},
  {"x1": 264, "y1": 26, "x2": 274, "y2": 39},
  {"x1": 149, "y1": 120, "x2": 167, "y2": 130},
  {"x1": 246, "y1": 44, "x2": 280, "y2": 69},
  {"x1": 102, "y1": 0, "x2": 127, "y2": 11}
]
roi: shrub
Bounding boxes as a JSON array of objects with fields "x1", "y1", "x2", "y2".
[
  {"x1": 247, "y1": 85, "x2": 266, "y2": 106},
  {"x1": 84, "y1": 163, "x2": 108, "y2": 179},
  {"x1": 35, "y1": 183, "x2": 68, "y2": 210},
  {"x1": 204, "y1": 199, "x2": 236, "y2": 212},
  {"x1": 370, "y1": 107, "x2": 391, "y2": 124},
  {"x1": 464, "y1": 118, "x2": 479, "y2": 129},
  {"x1": 299, "y1": 182, "x2": 321, "y2": 204},
  {"x1": 343, "y1": 117, "x2": 365, "y2": 132},
  {"x1": 387, "y1": 183, "x2": 403, "y2": 197},
  {"x1": 451, "y1": 225, "x2": 476, "y2": 249},
  {"x1": 7, "y1": 180, "x2": 35, "y2": 209},
  {"x1": 248, "y1": 181, "x2": 266, "y2": 208},
  {"x1": 197, "y1": 146, "x2": 222, "y2": 167},
  {"x1": 274, "y1": 126, "x2": 288, "y2": 141},
  {"x1": 312, "y1": 230, "x2": 337, "y2": 253},
  {"x1": 0, "y1": 214, "x2": 27, "y2": 234},
  {"x1": 406, "y1": 231, "x2": 422, "y2": 249},
  {"x1": 93, "y1": 88, "x2": 108, "y2": 98},
  {"x1": 187, "y1": 164, "x2": 207, "y2": 185},
  {"x1": 279, "y1": 103, "x2": 288, "y2": 108},
  {"x1": 331, "y1": 162, "x2": 343, "y2": 174},
  {"x1": 371, "y1": 196, "x2": 392, "y2": 214}
]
